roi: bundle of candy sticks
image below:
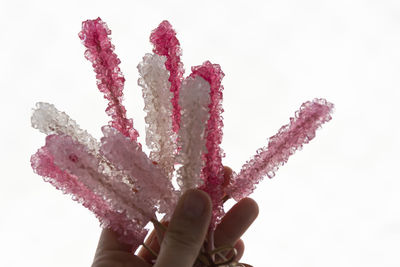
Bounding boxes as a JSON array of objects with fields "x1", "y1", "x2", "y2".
[{"x1": 31, "y1": 18, "x2": 333, "y2": 266}]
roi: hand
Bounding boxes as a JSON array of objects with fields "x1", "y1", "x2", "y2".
[{"x1": 92, "y1": 167, "x2": 259, "y2": 267}]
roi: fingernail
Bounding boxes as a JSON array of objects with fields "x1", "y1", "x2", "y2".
[{"x1": 183, "y1": 190, "x2": 206, "y2": 218}]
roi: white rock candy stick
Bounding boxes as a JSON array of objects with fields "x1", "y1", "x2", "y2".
[
  {"x1": 31, "y1": 102, "x2": 100, "y2": 153},
  {"x1": 137, "y1": 53, "x2": 176, "y2": 179},
  {"x1": 31, "y1": 102, "x2": 159, "y2": 216},
  {"x1": 31, "y1": 103, "x2": 155, "y2": 247},
  {"x1": 176, "y1": 76, "x2": 211, "y2": 192},
  {"x1": 31, "y1": 102, "x2": 139, "y2": 194}
]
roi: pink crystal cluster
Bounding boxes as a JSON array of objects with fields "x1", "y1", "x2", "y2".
[
  {"x1": 79, "y1": 18, "x2": 139, "y2": 142},
  {"x1": 150, "y1": 20, "x2": 184, "y2": 133},
  {"x1": 189, "y1": 63, "x2": 226, "y2": 226},
  {"x1": 226, "y1": 98, "x2": 334, "y2": 201},
  {"x1": 31, "y1": 17, "x2": 334, "y2": 249}
]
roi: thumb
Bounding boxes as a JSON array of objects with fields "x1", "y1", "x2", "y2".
[{"x1": 154, "y1": 189, "x2": 212, "y2": 267}]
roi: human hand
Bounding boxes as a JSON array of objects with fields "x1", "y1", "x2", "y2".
[{"x1": 92, "y1": 167, "x2": 259, "y2": 267}]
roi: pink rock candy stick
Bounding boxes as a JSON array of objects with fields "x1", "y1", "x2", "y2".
[
  {"x1": 79, "y1": 18, "x2": 139, "y2": 142},
  {"x1": 227, "y1": 98, "x2": 334, "y2": 201},
  {"x1": 150, "y1": 21, "x2": 184, "y2": 133},
  {"x1": 31, "y1": 144, "x2": 148, "y2": 250},
  {"x1": 100, "y1": 126, "x2": 178, "y2": 216},
  {"x1": 189, "y1": 61, "x2": 226, "y2": 227},
  {"x1": 31, "y1": 102, "x2": 156, "y2": 220},
  {"x1": 47, "y1": 134, "x2": 155, "y2": 219}
]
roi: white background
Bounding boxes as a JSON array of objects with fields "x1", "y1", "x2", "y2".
[{"x1": 1, "y1": 0, "x2": 399, "y2": 266}]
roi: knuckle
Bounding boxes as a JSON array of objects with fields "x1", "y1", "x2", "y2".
[{"x1": 163, "y1": 227, "x2": 201, "y2": 250}]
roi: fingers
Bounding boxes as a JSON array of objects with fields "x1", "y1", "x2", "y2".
[
  {"x1": 92, "y1": 250, "x2": 151, "y2": 267},
  {"x1": 214, "y1": 197, "x2": 259, "y2": 247},
  {"x1": 92, "y1": 228, "x2": 151, "y2": 267},
  {"x1": 234, "y1": 239, "x2": 245, "y2": 261},
  {"x1": 94, "y1": 166, "x2": 256, "y2": 267},
  {"x1": 137, "y1": 221, "x2": 169, "y2": 263},
  {"x1": 213, "y1": 239, "x2": 245, "y2": 265},
  {"x1": 137, "y1": 227, "x2": 158, "y2": 263},
  {"x1": 154, "y1": 189, "x2": 212, "y2": 267}
]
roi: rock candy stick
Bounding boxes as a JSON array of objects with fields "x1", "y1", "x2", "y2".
[
  {"x1": 31, "y1": 103, "x2": 149, "y2": 247},
  {"x1": 150, "y1": 20, "x2": 184, "y2": 133},
  {"x1": 31, "y1": 142, "x2": 148, "y2": 249},
  {"x1": 32, "y1": 102, "x2": 100, "y2": 153},
  {"x1": 79, "y1": 17, "x2": 139, "y2": 142},
  {"x1": 31, "y1": 102, "x2": 139, "y2": 196},
  {"x1": 100, "y1": 126, "x2": 178, "y2": 216},
  {"x1": 45, "y1": 134, "x2": 155, "y2": 221},
  {"x1": 190, "y1": 61, "x2": 225, "y2": 227},
  {"x1": 137, "y1": 54, "x2": 176, "y2": 179},
  {"x1": 227, "y1": 98, "x2": 334, "y2": 201},
  {"x1": 176, "y1": 75, "x2": 211, "y2": 192}
]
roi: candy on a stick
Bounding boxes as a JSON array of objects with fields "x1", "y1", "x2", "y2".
[
  {"x1": 31, "y1": 143, "x2": 148, "y2": 250},
  {"x1": 226, "y1": 98, "x2": 334, "y2": 201},
  {"x1": 45, "y1": 134, "x2": 154, "y2": 222},
  {"x1": 137, "y1": 53, "x2": 176, "y2": 180},
  {"x1": 31, "y1": 17, "x2": 334, "y2": 267},
  {"x1": 79, "y1": 18, "x2": 139, "y2": 142},
  {"x1": 150, "y1": 20, "x2": 184, "y2": 133},
  {"x1": 30, "y1": 103, "x2": 177, "y2": 247},
  {"x1": 176, "y1": 75, "x2": 211, "y2": 192},
  {"x1": 100, "y1": 126, "x2": 178, "y2": 215},
  {"x1": 31, "y1": 102, "x2": 145, "y2": 208},
  {"x1": 31, "y1": 102, "x2": 100, "y2": 153},
  {"x1": 189, "y1": 62, "x2": 226, "y2": 227}
]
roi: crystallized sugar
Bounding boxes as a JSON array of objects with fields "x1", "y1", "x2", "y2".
[
  {"x1": 150, "y1": 20, "x2": 184, "y2": 133},
  {"x1": 31, "y1": 139, "x2": 148, "y2": 250},
  {"x1": 226, "y1": 98, "x2": 334, "y2": 201},
  {"x1": 189, "y1": 62, "x2": 226, "y2": 227},
  {"x1": 31, "y1": 17, "x2": 335, "y2": 250},
  {"x1": 100, "y1": 126, "x2": 178, "y2": 216},
  {"x1": 32, "y1": 102, "x2": 146, "y2": 209},
  {"x1": 31, "y1": 102, "x2": 100, "y2": 153},
  {"x1": 138, "y1": 53, "x2": 176, "y2": 180},
  {"x1": 45, "y1": 134, "x2": 154, "y2": 222},
  {"x1": 176, "y1": 75, "x2": 211, "y2": 192},
  {"x1": 79, "y1": 18, "x2": 139, "y2": 142}
]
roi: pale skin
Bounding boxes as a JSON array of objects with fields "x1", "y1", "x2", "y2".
[{"x1": 92, "y1": 167, "x2": 259, "y2": 267}]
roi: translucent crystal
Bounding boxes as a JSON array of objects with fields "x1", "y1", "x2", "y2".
[
  {"x1": 30, "y1": 18, "x2": 335, "y2": 252},
  {"x1": 100, "y1": 126, "x2": 178, "y2": 216},
  {"x1": 137, "y1": 53, "x2": 176, "y2": 179},
  {"x1": 31, "y1": 102, "x2": 139, "y2": 201},
  {"x1": 176, "y1": 75, "x2": 211, "y2": 192},
  {"x1": 46, "y1": 134, "x2": 154, "y2": 220},
  {"x1": 150, "y1": 20, "x2": 184, "y2": 133},
  {"x1": 31, "y1": 138, "x2": 148, "y2": 249},
  {"x1": 31, "y1": 102, "x2": 100, "y2": 153},
  {"x1": 189, "y1": 61, "x2": 225, "y2": 228},
  {"x1": 79, "y1": 17, "x2": 139, "y2": 142},
  {"x1": 227, "y1": 98, "x2": 334, "y2": 201}
]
